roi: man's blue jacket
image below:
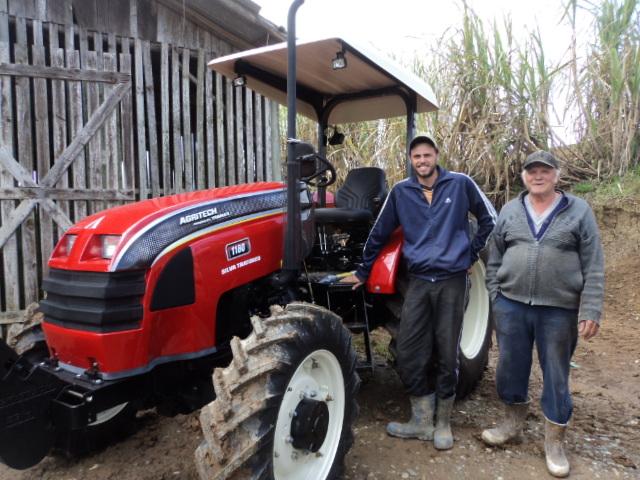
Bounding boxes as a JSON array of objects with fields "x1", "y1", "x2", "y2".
[{"x1": 355, "y1": 166, "x2": 497, "y2": 282}]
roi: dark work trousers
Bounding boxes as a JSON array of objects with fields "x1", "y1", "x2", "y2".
[
  {"x1": 396, "y1": 274, "x2": 467, "y2": 399},
  {"x1": 493, "y1": 293, "x2": 578, "y2": 424}
]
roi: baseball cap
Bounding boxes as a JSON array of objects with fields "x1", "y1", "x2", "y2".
[
  {"x1": 523, "y1": 151, "x2": 559, "y2": 169},
  {"x1": 409, "y1": 134, "x2": 438, "y2": 153}
]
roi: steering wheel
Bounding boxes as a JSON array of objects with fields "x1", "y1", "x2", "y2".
[{"x1": 301, "y1": 154, "x2": 337, "y2": 188}]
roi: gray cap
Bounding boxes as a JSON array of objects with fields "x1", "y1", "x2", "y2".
[
  {"x1": 523, "y1": 151, "x2": 559, "y2": 169},
  {"x1": 409, "y1": 134, "x2": 438, "y2": 153}
]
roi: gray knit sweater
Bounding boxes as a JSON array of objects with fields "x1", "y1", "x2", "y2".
[{"x1": 485, "y1": 191, "x2": 604, "y2": 323}]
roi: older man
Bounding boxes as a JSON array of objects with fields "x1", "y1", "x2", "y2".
[{"x1": 482, "y1": 151, "x2": 604, "y2": 477}]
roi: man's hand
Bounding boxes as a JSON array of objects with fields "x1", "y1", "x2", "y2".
[
  {"x1": 340, "y1": 273, "x2": 364, "y2": 290},
  {"x1": 578, "y1": 320, "x2": 599, "y2": 341}
]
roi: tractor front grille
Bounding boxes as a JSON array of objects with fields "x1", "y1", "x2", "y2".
[{"x1": 40, "y1": 269, "x2": 146, "y2": 332}]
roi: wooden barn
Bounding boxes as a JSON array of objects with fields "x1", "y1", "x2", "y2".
[{"x1": 0, "y1": 0, "x2": 285, "y2": 335}]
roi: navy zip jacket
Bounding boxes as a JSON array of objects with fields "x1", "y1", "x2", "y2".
[{"x1": 355, "y1": 166, "x2": 496, "y2": 282}]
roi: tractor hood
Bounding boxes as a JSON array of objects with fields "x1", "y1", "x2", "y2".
[
  {"x1": 49, "y1": 182, "x2": 285, "y2": 272},
  {"x1": 208, "y1": 36, "x2": 438, "y2": 124}
]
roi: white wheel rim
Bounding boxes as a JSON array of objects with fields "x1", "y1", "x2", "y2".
[
  {"x1": 273, "y1": 349, "x2": 345, "y2": 480},
  {"x1": 460, "y1": 261, "x2": 490, "y2": 360},
  {"x1": 88, "y1": 402, "x2": 128, "y2": 426}
]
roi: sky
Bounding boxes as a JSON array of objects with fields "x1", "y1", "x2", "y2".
[
  {"x1": 254, "y1": 0, "x2": 586, "y2": 64},
  {"x1": 253, "y1": 0, "x2": 593, "y2": 141}
]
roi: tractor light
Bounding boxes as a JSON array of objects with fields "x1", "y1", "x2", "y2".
[
  {"x1": 100, "y1": 235, "x2": 121, "y2": 259},
  {"x1": 81, "y1": 234, "x2": 121, "y2": 260},
  {"x1": 331, "y1": 50, "x2": 347, "y2": 70},
  {"x1": 52, "y1": 234, "x2": 77, "y2": 258}
]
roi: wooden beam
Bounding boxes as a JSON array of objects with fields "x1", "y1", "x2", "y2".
[
  {"x1": 0, "y1": 62, "x2": 130, "y2": 83},
  {"x1": 0, "y1": 188, "x2": 135, "y2": 200},
  {"x1": 0, "y1": 310, "x2": 26, "y2": 325},
  {"x1": 0, "y1": 199, "x2": 36, "y2": 250}
]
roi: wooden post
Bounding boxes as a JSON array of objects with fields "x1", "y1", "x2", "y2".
[
  {"x1": 119, "y1": 37, "x2": 134, "y2": 193},
  {"x1": 235, "y1": 84, "x2": 245, "y2": 183},
  {"x1": 246, "y1": 88, "x2": 255, "y2": 182}
]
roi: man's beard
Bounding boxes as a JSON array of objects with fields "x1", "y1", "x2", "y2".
[{"x1": 415, "y1": 164, "x2": 436, "y2": 179}]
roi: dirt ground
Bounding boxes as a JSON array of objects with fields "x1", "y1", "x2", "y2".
[{"x1": 1, "y1": 200, "x2": 639, "y2": 480}]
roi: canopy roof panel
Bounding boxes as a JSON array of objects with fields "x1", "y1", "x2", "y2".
[{"x1": 208, "y1": 37, "x2": 438, "y2": 124}]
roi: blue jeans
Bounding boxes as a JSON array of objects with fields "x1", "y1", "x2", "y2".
[{"x1": 493, "y1": 293, "x2": 578, "y2": 424}]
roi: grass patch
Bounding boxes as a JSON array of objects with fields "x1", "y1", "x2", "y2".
[{"x1": 573, "y1": 169, "x2": 640, "y2": 202}]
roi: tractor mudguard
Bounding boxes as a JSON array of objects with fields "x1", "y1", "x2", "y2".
[
  {"x1": 0, "y1": 338, "x2": 65, "y2": 470},
  {"x1": 365, "y1": 228, "x2": 403, "y2": 294}
]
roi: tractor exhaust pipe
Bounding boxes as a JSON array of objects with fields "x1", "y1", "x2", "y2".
[{"x1": 282, "y1": 0, "x2": 305, "y2": 282}]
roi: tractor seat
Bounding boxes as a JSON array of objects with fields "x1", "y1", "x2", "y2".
[{"x1": 315, "y1": 167, "x2": 388, "y2": 225}]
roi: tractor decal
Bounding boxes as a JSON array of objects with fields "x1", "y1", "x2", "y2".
[{"x1": 112, "y1": 188, "x2": 287, "y2": 271}]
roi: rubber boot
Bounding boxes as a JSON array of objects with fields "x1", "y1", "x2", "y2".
[
  {"x1": 433, "y1": 395, "x2": 455, "y2": 450},
  {"x1": 386, "y1": 393, "x2": 435, "y2": 440},
  {"x1": 545, "y1": 419, "x2": 570, "y2": 477},
  {"x1": 481, "y1": 402, "x2": 529, "y2": 446}
]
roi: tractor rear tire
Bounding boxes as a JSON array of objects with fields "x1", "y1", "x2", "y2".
[{"x1": 195, "y1": 302, "x2": 359, "y2": 480}]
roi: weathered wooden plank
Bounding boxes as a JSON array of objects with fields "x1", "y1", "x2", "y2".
[
  {"x1": 0, "y1": 188, "x2": 134, "y2": 201},
  {"x1": 103, "y1": 51, "x2": 119, "y2": 209},
  {"x1": 32, "y1": 20, "x2": 54, "y2": 265},
  {"x1": 255, "y1": 93, "x2": 264, "y2": 181},
  {"x1": 119, "y1": 37, "x2": 134, "y2": 193},
  {"x1": 134, "y1": 38, "x2": 147, "y2": 199},
  {"x1": 142, "y1": 41, "x2": 159, "y2": 198},
  {"x1": 84, "y1": 49, "x2": 103, "y2": 213},
  {"x1": 215, "y1": 72, "x2": 226, "y2": 186},
  {"x1": 195, "y1": 48, "x2": 205, "y2": 190},
  {"x1": 0, "y1": 62, "x2": 130, "y2": 83},
  {"x1": 160, "y1": 42, "x2": 171, "y2": 194},
  {"x1": 265, "y1": 99, "x2": 273, "y2": 181},
  {"x1": 49, "y1": 24, "x2": 69, "y2": 234},
  {"x1": 246, "y1": 88, "x2": 255, "y2": 182},
  {"x1": 225, "y1": 77, "x2": 235, "y2": 185},
  {"x1": 0, "y1": 9, "x2": 19, "y2": 310},
  {"x1": 41, "y1": 82, "x2": 131, "y2": 188},
  {"x1": 171, "y1": 46, "x2": 183, "y2": 192},
  {"x1": 14, "y1": 17, "x2": 38, "y2": 305},
  {"x1": 69, "y1": 27, "x2": 88, "y2": 221},
  {"x1": 235, "y1": 85, "x2": 246, "y2": 183},
  {"x1": 205, "y1": 49, "x2": 215, "y2": 188},
  {"x1": 182, "y1": 48, "x2": 193, "y2": 190}
]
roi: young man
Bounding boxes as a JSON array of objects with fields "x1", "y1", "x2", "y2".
[
  {"x1": 343, "y1": 134, "x2": 496, "y2": 449},
  {"x1": 482, "y1": 151, "x2": 604, "y2": 477}
]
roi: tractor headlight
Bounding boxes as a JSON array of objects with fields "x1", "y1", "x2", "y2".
[
  {"x1": 52, "y1": 234, "x2": 77, "y2": 257},
  {"x1": 100, "y1": 235, "x2": 121, "y2": 259}
]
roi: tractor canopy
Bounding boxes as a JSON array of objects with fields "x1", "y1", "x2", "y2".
[{"x1": 208, "y1": 36, "x2": 438, "y2": 125}]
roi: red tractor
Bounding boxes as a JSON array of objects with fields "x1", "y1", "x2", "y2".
[{"x1": 0, "y1": 4, "x2": 492, "y2": 479}]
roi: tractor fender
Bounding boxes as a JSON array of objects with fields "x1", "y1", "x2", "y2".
[{"x1": 365, "y1": 228, "x2": 403, "y2": 295}]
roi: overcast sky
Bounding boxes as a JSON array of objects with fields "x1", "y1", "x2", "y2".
[{"x1": 254, "y1": 0, "x2": 587, "y2": 65}]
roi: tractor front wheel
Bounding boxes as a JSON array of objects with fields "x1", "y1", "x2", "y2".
[{"x1": 195, "y1": 302, "x2": 359, "y2": 480}]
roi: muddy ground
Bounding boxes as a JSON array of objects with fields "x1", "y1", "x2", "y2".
[{"x1": 1, "y1": 201, "x2": 639, "y2": 480}]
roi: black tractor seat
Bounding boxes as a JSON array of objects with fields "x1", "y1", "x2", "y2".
[{"x1": 315, "y1": 167, "x2": 388, "y2": 225}]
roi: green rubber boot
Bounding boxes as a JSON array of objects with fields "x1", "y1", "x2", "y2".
[
  {"x1": 433, "y1": 395, "x2": 455, "y2": 450},
  {"x1": 386, "y1": 393, "x2": 436, "y2": 441}
]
